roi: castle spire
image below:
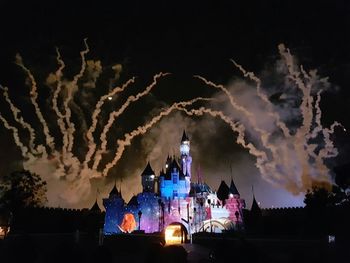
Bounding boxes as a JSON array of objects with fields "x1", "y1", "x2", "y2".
[
  {"x1": 181, "y1": 130, "x2": 189, "y2": 143},
  {"x1": 229, "y1": 178, "x2": 239, "y2": 196},
  {"x1": 109, "y1": 179, "x2": 120, "y2": 197},
  {"x1": 90, "y1": 188, "x2": 101, "y2": 212},
  {"x1": 141, "y1": 162, "x2": 156, "y2": 192},
  {"x1": 250, "y1": 185, "x2": 261, "y2": 215}
]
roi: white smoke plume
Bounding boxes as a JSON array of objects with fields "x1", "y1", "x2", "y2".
[
  {"x1": 83, "y1": 60, "x2": 103, "y2": 89},
  {"x1": 63, "y1": 38, "x2": 89, "y2": 155},
  {"x1": 194, "y1": 44, "x2": 343, "y2": 194},
  {"x1": 0, "y1": 41, "x2": 178, "y2": 208},
  {"x1": 15, "y1": 54, "x2": 55, "y2": 154},
  {"x1": 1, "y1": 86, "x2": 42, "y2": 154},
  {"x1": 48, "y1": 47, "x2": 67, "y2": 158},
  {"x1": 0, "y1": 42, "x2": 343, "y2": 208}
]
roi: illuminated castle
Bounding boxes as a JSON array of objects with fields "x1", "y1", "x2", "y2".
[{"x1": 103, "y1": 131, "x2": 245, "y2": 237}]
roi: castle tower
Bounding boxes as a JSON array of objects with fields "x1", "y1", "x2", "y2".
[
  {"x1": 180, "y1": 130, "x2": 192, "y2": 176},
  {"x1": 141, "y1": 162, "x2": 156, "y2": 192},
  {"x1": 103, "y1": 183, "x2": 125, "y2": 234},
  {"x1": 180, "y1": 130, "x2": 192, "y2": 194}
]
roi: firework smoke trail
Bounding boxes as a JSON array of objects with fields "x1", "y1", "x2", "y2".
[
  {"x1": 309, "y1": 90, "x2": 323, "y2": 139},
  {"x1": 0, "y1": 113, "x2": 28, "y2": 157},
  {"x1": 101, "y1": 98, "x2": 211, "y2": 177},
  {"x1": 277, "y1": 44, "x2": 338, "y2": 190},
  {"x1": 15, "y1": 54, "x2": 54, "y2": 154},
  {"x1": 63, "y1": 38, "x2": 89, "y2": 154},
  {"x1": 50, "y1": 48, "x2": 69, "y2": 160},
  {"x1": 194, "y1": 75, "x2": 254, "y2": 120},
  {"x1": 175, "y1": 106, "x2": 276, "y2": 185},
  {"x1": 93, "y1": 72, "x2": 170, "y2": 170},
  {"x1": 83, "y1": 60, "x2": 103, "y2": 89},
  {"x1": 83, "y1": 77, "x2": 136, "y2": 169},
  {"x1": 321, "y1": 122, "x2": 342, "y2": 159},
  {"x1": 194, "y1": 45, "x2": 342, "y2": 193},
  {"x1": 194, "y1": 75, "x2": 279, "y2": 171},
  {"x1": 1, "y1": 86, "x2": 42, "y2": 154},
  {"x1": 0, "y1": 42, "x2": 172, "y2": 207},
  {"x1": 230, "y1": 60, "x2": 291, "y2": 138},
  {"x1": 228, "y1": 60, "x2": 295, "y2": 185}
]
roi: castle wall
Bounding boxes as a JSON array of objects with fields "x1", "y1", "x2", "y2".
[{"x1": 159, "y1": 173, "x2": 189, "y2": 199}]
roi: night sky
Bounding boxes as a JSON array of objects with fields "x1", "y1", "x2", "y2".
[{"x1": 0, "y1": 0, "x2": 349, "y2": 209}]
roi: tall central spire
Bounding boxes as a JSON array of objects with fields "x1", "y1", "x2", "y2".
[
  {"x1": 179, "y1": 130, "x2": 192, "y2": 197},
  {"x1": 180, "y1": 130, "x2": 191, "y2": 176},
  {"x1": 181, "y1": 130, "x2": 189, "y2": 143},
  {"x1": 180, "y1": 130, "x2": 190, "y2": 156}
]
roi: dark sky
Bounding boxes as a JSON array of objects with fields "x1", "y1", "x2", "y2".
[
  {"x1": 1, "y1": 0, "x2": 349, "y2": 120},
  {"x1": 0, "y1": 0, "x2": 349, "y2": 208}
]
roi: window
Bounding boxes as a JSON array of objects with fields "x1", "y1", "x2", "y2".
[
  {"x1": 173, "y1": 190, "x2": 178, "y2": 197},
  {"x1": 173, "y1": 175, "x2": 178, "y2": 184}
]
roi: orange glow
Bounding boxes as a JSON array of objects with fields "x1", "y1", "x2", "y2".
[
  {"x1": 0, "y1": 226, "x2": 9, "y2": 239},
  {"x1": 119, "y1": 213, "x2": 136, "y2": 233},
  {"x1": 165, "y1": 225, "x2": 183, "y2": 245}
]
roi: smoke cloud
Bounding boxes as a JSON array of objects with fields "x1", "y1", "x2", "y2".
[{"x1": 0, "y1": 42, "x2": 343, "y2": 209}]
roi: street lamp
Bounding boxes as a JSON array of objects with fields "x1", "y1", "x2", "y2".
[{"x1": 138, "y1": 210, "x2": 142, "y2": 231}]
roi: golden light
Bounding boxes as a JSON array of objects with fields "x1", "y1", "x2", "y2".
[
  {"x1": 164, "y1": 225, "x2": 184, "y2": 245},
  {"x1": 0, "y1": 226, "x2": 9, "y2": 239}
]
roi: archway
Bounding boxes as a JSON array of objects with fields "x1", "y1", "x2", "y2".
[
  {"x1": 198, "y1": 218, "x2": 234, "y2": 233},
  {"x1": 164, "y1": 222, "x2": 188, "y2": 245}
]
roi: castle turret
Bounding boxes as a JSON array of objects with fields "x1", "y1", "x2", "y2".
[
  {"x1": 103, "y1": 183, "x2": 125, "y2": 234},
  {"x1": 229, "y1": 178, "x2": 240, "y2": 197},
  {"x1": 141, "y1": 162, "x2": 156, "y2": 192}
]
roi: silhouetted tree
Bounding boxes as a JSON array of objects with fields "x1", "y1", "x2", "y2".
[
  {"x1": 334, "y1": 162, "x2": 350, "y2": 191},
  {"x1": 304, "y1": 186, "x2": 334, "y2": 210},
  {"x1": 304, "y1": 184, "x2": 349, "y2": 236},
  {"x1": 0, "y1": 169, "x2": 47, "y2": 211}
]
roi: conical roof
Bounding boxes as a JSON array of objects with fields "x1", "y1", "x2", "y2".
[
  {"x1": 251, "y1": 195, "x2": 262, "y2": 216},
  {"x1": 217, "y1": 180, "x2": 230, "y2": 202},
  {"x1": 127, "y1": 195, "x2": 139, "y2": 207},
  {"x1": 109, "y1": 184, "x2": 120, "y2": 196},
  {"x1": 181, "y1": 130, "x2": 189, "y2": 142},
  {"x1": 141, "y1": 162, "x2": 155, "y2": 176},
  {"x1": 90, "y1": 199, "x2": 101, "y2": 212},
  {"x1": 229, "y1": 178, "x2": 239, "y2": 195},
  {"x1": 159, "y1": 169, "x2": 165, "y2": 177}
]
